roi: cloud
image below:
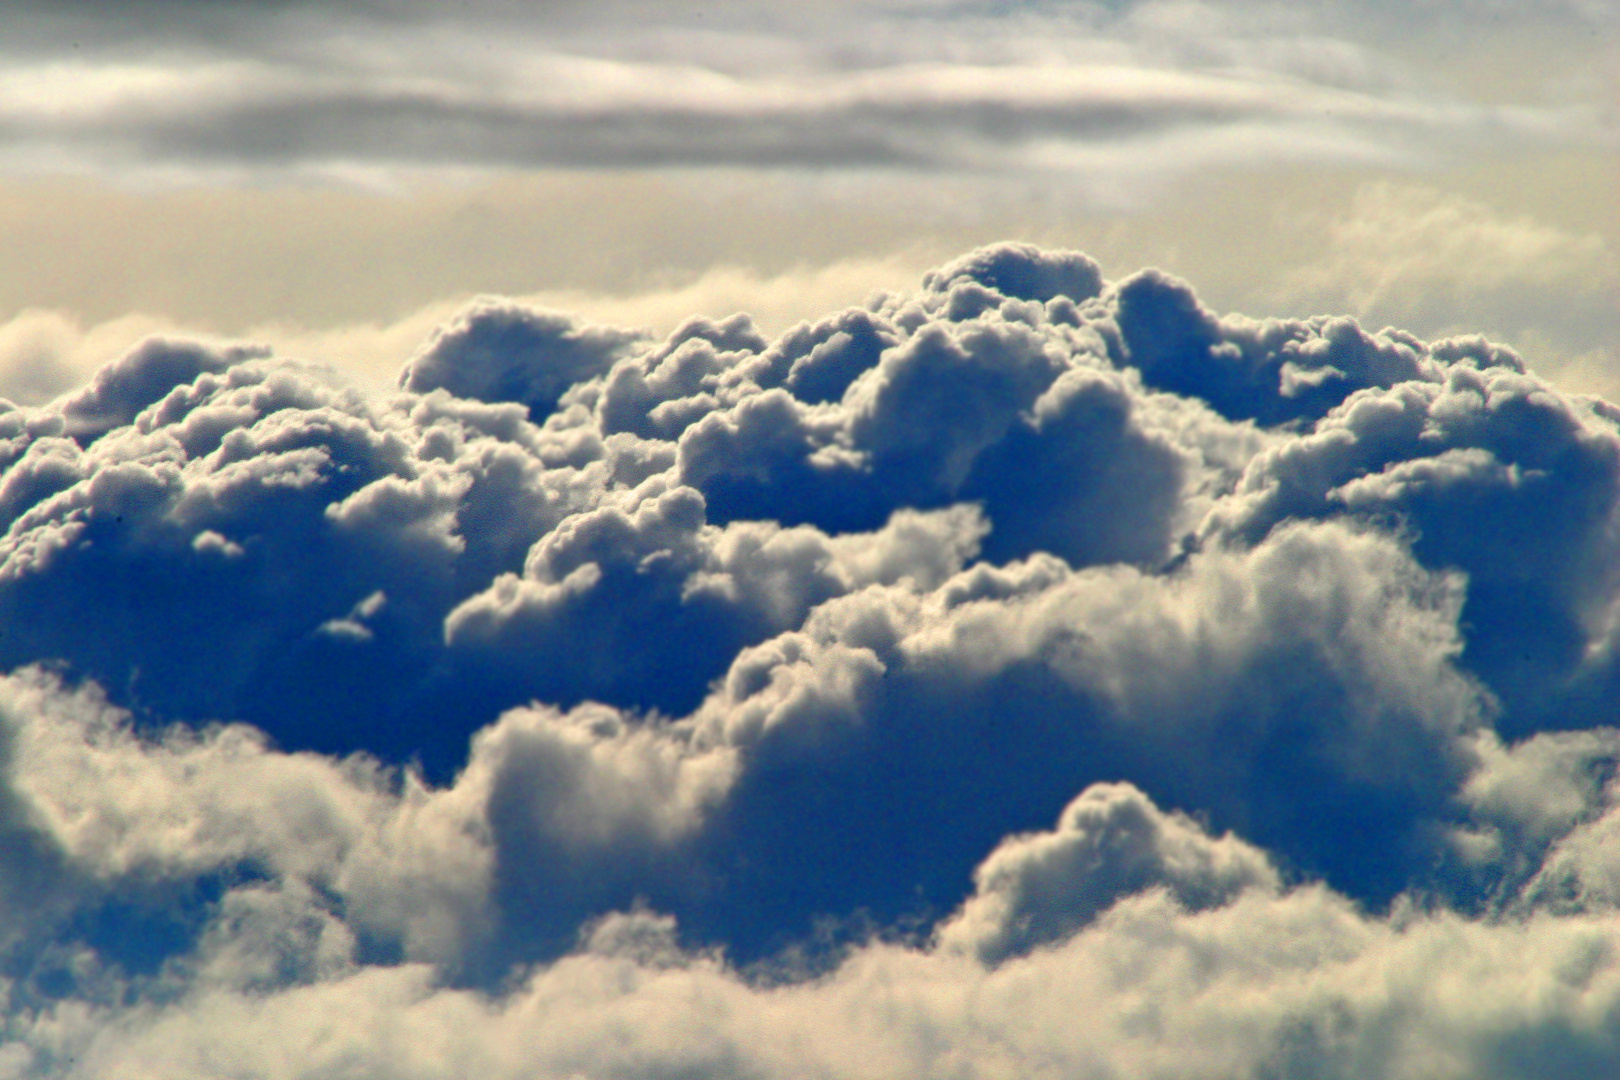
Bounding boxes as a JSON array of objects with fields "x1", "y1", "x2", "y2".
[
  {"x1": 0, "y1": 668, "x2": 493, "y2": 980},
  {"x1": 1291, "y1": 182, "x2": 1618, "y2": 317},
  {"x1": 0, "y1": 254, "x2": 937, "y2": 406},
  {"x1": 1278, "y1": 183, "x2": 1620, "y2": 392},
  {"x1": 9, "y1": 750, "x2": 1620, "y2": 1079},
  {"x1": 1206, "y1": 356, "x2": 1620, "y2": 736},
  {"x1": 0, "y1": 310, "x2": 196, "y2": 408},
  {"x1": 0, "y1": 1, "x2": 1604, "y2": 186},
  {"x1": 935, "y1": 781, "x2": 1281, "y2": 965},
  {"x1": 398, "y1": 302, "x2": 647, "y2": 421},
  {"x1": 3, "y1": 241, "x2": 1620, "y2": 1074}
]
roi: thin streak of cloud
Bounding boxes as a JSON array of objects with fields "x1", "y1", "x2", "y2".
[{"x1": 0, "y1": 2, "x2": 1606, "y2": 183}]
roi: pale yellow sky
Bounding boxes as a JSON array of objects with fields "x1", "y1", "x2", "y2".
[
  {"x1": 2, "y1": 150, "x2": 1613, "y2": 400},
  {"x1": 0, "y1": 1, "x2": 1613, "y2": 401}
]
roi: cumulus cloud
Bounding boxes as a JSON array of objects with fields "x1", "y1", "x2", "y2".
[
  {"x1": 398, "y1": 302, "x2": 647, "y2": 421},
  {"x1": 935, "y1": 781, "x2": 1281, "y2": 965},
  {"x1": 2, "y1": 241, "x2": 1620, "y2": 1074}
]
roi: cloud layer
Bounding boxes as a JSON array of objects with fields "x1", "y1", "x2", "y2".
[
  {"x1": 0, "y1": 0, "x2": 1606, "y2": 185},
  {"x1": 2, "y1": 242, "x2": 1620, "y2": 1075}
]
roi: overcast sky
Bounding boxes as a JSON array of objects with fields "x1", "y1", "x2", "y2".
[{"x1": 0, "y1": 4, "x2": 1619, "y2": 1078}]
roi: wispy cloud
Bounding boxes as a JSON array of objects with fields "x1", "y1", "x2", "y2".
[{"x1": 0, "y1": 0, "x2": 1606, "y2": 183}]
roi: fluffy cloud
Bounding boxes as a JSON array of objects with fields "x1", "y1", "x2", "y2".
[
  {"x1": 2, "y1": 242, "x2": 1620, "y2": 1075},
  {"x1": 398, "y1": 302, "x2": 647, "y2": 422},
  {"x1": 935, "y1": 781, "x2": 1281, "y2": 965}
]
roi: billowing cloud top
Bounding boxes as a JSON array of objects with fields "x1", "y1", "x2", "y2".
[{"x1": 4, "y1": 243, "x2": 1620, "y2": 1076}]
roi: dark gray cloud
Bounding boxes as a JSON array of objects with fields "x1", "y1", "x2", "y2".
[
  {"x1": 1, "y1": 242, "x2": 1620, "y2": 1074},
  {"x1": 0, "y1": 0, "x2": 1600, "y2": 183},
  {"x1": 398, "y1": 302, "x2": 646, "y2": 422},
  {"x1": 1207, "y1": 354, "x2": 1620, "y2": 738}
]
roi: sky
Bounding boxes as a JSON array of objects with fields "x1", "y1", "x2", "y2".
[{"x1": 0, "y1": 2, "x2": 1618, "y2": 1078}]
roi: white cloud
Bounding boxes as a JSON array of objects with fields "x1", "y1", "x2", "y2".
[
  {"x1": 936, "y1": 781, "x2": 1281, "y2": 965},
  {"x1": 0, "y1": 241, "x2": 1619, "y2": 1075},
  {"x1": 8, "y1": 776, "x2": 1620, "y2": 1080}
]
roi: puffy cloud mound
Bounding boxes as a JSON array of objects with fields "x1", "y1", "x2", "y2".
[
  {"x1": 936, "y1": 781, "x2": 1281, "y2": 965},
  {"x1": 2, "y1": 242, "x2": 1620, "y2": 1076},
  {"x1": 398, "y1": 303, "x2": 647, "y2": 422}
]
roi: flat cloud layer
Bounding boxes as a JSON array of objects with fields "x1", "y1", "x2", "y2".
[
  {"x1": 4, "y1": 243, "x2": 1620, "y2": 1075},
  {"x1": 0, "y1": 0, "x2": 1607, "y2": 186}
]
